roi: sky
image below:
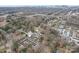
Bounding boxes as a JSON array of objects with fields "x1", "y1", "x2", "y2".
[{"x1": 0, "y1": 0, "x2": 79, "y2": 6}]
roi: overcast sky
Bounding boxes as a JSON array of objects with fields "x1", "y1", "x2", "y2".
[{"x1": 0, "y1": 0, "x2": 79, "y2": 6}]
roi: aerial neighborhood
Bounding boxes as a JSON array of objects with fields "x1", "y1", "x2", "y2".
[{"x1": 0, "y1": 6, "x2": 79, "y2": 53}]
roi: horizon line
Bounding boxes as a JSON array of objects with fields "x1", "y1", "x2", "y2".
[{"x1": 0, "y1": 5, "x2": 79, "y2": 7}]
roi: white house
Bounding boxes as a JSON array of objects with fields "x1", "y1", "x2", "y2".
[{"x1": 27, "y1": 31, "x2": 33, "y2": 37}]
